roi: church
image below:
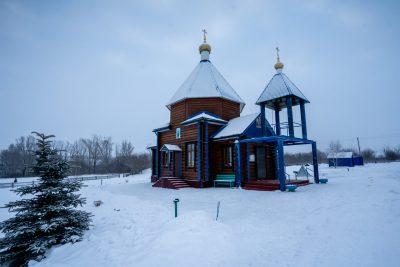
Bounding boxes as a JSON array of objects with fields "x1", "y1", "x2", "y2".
[{"x1": 149, "y1": 32, "x2": 320, "y2": 191}]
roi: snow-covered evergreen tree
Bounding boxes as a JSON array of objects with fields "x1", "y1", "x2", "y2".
[{"x1": 0, "y1": 132, "x2": 92, "y2": 266}]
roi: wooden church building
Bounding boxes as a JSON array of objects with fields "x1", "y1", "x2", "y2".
[{"x1": 150, "y1": 33, "x2": 320, "y2": 191}]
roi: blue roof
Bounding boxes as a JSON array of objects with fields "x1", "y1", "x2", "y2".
[{"x1": 213, "y1": 113, "x2": 275, "y2": 140}]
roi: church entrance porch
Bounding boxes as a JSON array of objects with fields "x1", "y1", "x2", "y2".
[
  {"x1": 159, "y1": 144, "x2": 182, "y2": 179},
  {"x1": 256, "y1": 146, "x2": 267, "y2": 179},
  {"x1": 235, "y1": 136, "x2": 320, "y2": 191}
]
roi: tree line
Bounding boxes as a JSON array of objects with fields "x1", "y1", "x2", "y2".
[
  {"x1": 0, "y1": 134, "x2": 150, "y2": 178},
  {"x1": 285, "y1": 140, "x2": 400, "y2": 166}
]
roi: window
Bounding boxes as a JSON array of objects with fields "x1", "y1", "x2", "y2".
[
  {"x1": 176, "y1": 128, "x2": 181, "y2": 139},
  {"x1": 222, "y1": 145, "x2": 233, "y2": 167},
  {"x1": 256, "y1": 116, "x2": 262, "y2": 128},
  {"x1": 186, "y1": 143, "x2": 196, "y2": 168},
  {"x1": 162, "y1": 151, "x2": 170, "y2": 167}
]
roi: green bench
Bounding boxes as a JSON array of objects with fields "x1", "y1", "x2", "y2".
[{"x1": 214, "y1": 174, "x2": 235, "y2": 188}]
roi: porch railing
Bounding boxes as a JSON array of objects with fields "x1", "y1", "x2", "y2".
[{"x1": 271, "y1": 122, "x2": 302, "y2": 136}]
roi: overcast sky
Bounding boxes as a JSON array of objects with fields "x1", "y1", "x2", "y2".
[{"x1": 1, "y1": 0, "x2": 399, "y2": 152}]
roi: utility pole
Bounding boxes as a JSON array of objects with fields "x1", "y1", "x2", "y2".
[{"x1": 357, "y1": 137, "x2": 361, "y2": 155}]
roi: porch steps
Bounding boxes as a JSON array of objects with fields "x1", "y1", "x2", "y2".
[
  {"x1": 242, "y1": 184, "x2": 280, "y2": 191},
  {"x1": 242, "y1": 180, "x2": 310, "y2": 191},
  {"x1": 152, "y1": 177, "x2": 191, "y2": 190}
]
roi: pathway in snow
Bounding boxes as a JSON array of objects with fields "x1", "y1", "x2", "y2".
[{"x1": 1, "y1": 163, "x2": 399, "y2": 267}]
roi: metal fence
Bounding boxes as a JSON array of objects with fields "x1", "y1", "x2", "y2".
[{"x1": 0, "y1": 174, "x2": 121, "y2": 189}]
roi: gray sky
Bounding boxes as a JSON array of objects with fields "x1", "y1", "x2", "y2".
[{"x1": 1, "y1": 0, "x2": 399, "y2": 152}]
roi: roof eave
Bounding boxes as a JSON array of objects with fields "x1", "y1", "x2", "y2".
[
  {"x1": 167, "y1": 97, "x2": 246, "y2": 112},
  {"x1": 257, "y1": 95, "x2": 310, "y2": 109},
  {"x1": 153, "y1": 125, "x2": 171, "y2": 133},
  {"x1": 181, "y1": 118, "x2": 227, "y2": 126},
  {"x1": 213, "y1": 134, "x2": 241, "y2": 141}
]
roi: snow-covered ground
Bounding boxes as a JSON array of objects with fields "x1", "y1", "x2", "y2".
[{"x1": 1, "y1": 163, "x2": 400, "y2": 267}]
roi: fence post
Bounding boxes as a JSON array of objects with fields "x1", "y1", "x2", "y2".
[
  {"x1": 173, "y1": 198, "x2": 180, "y2": 218},
  {"x1": 216, "y1": 201, "x2": 221, "y2": 221}
]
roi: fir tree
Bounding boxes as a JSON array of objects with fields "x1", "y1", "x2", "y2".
[{"x1": 0, "y1": 132, "x2": 92, "y2": 266}]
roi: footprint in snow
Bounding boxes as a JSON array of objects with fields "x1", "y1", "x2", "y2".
[{"x1": 389, "y1": 190, "x2": 400, "y2": 195}]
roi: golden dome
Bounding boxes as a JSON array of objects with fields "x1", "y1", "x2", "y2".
[
  {"x1": 199, "y1": 43, "x2": 211, "y2": 53},
  {"x1": 274, "y1": 61, "x2": 284, "y2": 70}
]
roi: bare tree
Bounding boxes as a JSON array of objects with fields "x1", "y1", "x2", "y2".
[
  {"x1": 327, "y1": 141, "x2": 343, "y2": 154},
  {"x1": 68, "y1": 140, "x2": 89, "y2": 175},
  {"x1": 361, "y1": 148, "x2": 376, "y2": 162},
  {"x1": 81, "y1": 135, "x2": 113, "y2": 173},
  {"x1": 119, "y1": 140, "x2": 134, "y2": 158},
  {"x1": 383, "y1": 146, "x2": 400, "y2": 161},
  {"x1": 82, "y1": 136, "x2": 102, "y2": 174},
  {"x1": 99, "y1": 137, "x2": 113, "y2": 165},
  {"x1": 1, "y1": 134, "x2": 150, "y2": 177},
  {"x1": 0, "y1": 136, "x2": 36, "y2": 177}
]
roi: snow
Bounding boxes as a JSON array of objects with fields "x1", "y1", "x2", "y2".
[
  {"x1": 181, "y1": 112, "x2": 227, "y2": 125},
  {"x1": 256, "y1": 71, "x2": 309, "y2": 108},
  {"x1": 160, "y1": 144, "x2": 182, "y2": 151},
  {"x1": 166, "y1": 60, "x2": 245, "y2": 111},
  {"x1": 213, "y1": 113, "x2": 259, "y2": 139},
  {"x1": 1, "y1": 163, "x2": 400, "y2": 266},
  {"x1": 153, "y1": 123, "x2": 170, "y2": 132},
  {"x1": 327, "y1": 152, "x2": 354, "y2": 159}
]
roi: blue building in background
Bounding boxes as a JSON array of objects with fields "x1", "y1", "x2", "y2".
[{"x1": 327, "y1": 152, "x2": 364, "y2": 167}]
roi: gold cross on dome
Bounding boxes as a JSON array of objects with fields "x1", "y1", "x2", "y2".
[
  {"x1": 202, "y1": 29, "x2": 207, "y2": 43},
  {"x1": 276, "y1": 47, "x2": 280, "y2": 62}
]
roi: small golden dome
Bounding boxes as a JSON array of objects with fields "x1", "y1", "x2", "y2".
[
  {"x1": 274, "y1": 61, "x2": 284, "y2": 70},
  {"x1": 199, "y1": 43, "x2": 211, "y2": 53}
]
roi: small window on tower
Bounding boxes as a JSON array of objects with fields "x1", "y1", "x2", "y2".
[
  {"x1": 176, "y1": 128, "x2": 181, "y2": 139},
  {"x1": 256, "y1": 117, "x2": 262, "y2": 128}
]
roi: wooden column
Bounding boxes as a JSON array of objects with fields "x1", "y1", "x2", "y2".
[
  {"x1": 235, "y1": 141, "x2": 242, "y2": 187},
  {"x1": 197, "y1": 123, "x2": 202, "y2": 182},
  {"x1": 276, "y1": 140, "x2": 286, "y2": 191},
  {"x1": 286, "y1": 97, "x2": 294, "y2": 137},
  {"x1": 260, "y1": 103, "x2": 266, "y2": 136},
  {"x1": 205, "y1": 121, "x2": 209, "y2": 182},
  {"x1": 246, "y1": 143, "x2": 251, "y2": 182},
  {"x1": 312, "y1": 142, "x2": 320, "y2": 183},
  {"x1": 156, "y1": 132, "x2": 160, "y2": 178},
  {"x1": 275, "y1": 105, "x2": 281, "y2": 135},
  {"x1": 300, "y1": 100, "x2": 307, "y2": 139}
]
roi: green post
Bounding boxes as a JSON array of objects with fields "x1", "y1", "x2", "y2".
[{"x1": 173, "y1": 198, "x2": 180, "y2": 218}]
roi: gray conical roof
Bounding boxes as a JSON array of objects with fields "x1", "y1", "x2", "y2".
[
  {"x1": 167, "y1": 58, "x2": 245, "y2": 111},
  {"x1": 256, "y1": 71, "x2": 309, "y2": 109}
]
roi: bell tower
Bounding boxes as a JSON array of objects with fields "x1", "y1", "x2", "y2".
[{"x1": 256, "y1": 48, "x2": 309, "y2": 139}]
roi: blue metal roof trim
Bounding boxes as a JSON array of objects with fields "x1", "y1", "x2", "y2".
[
  {"x1": 240, "y1": 135, "x2": 313, "y2": 145},
  {"x1": 212, "y1": 113, "x2": 276, "y2": 140}
]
